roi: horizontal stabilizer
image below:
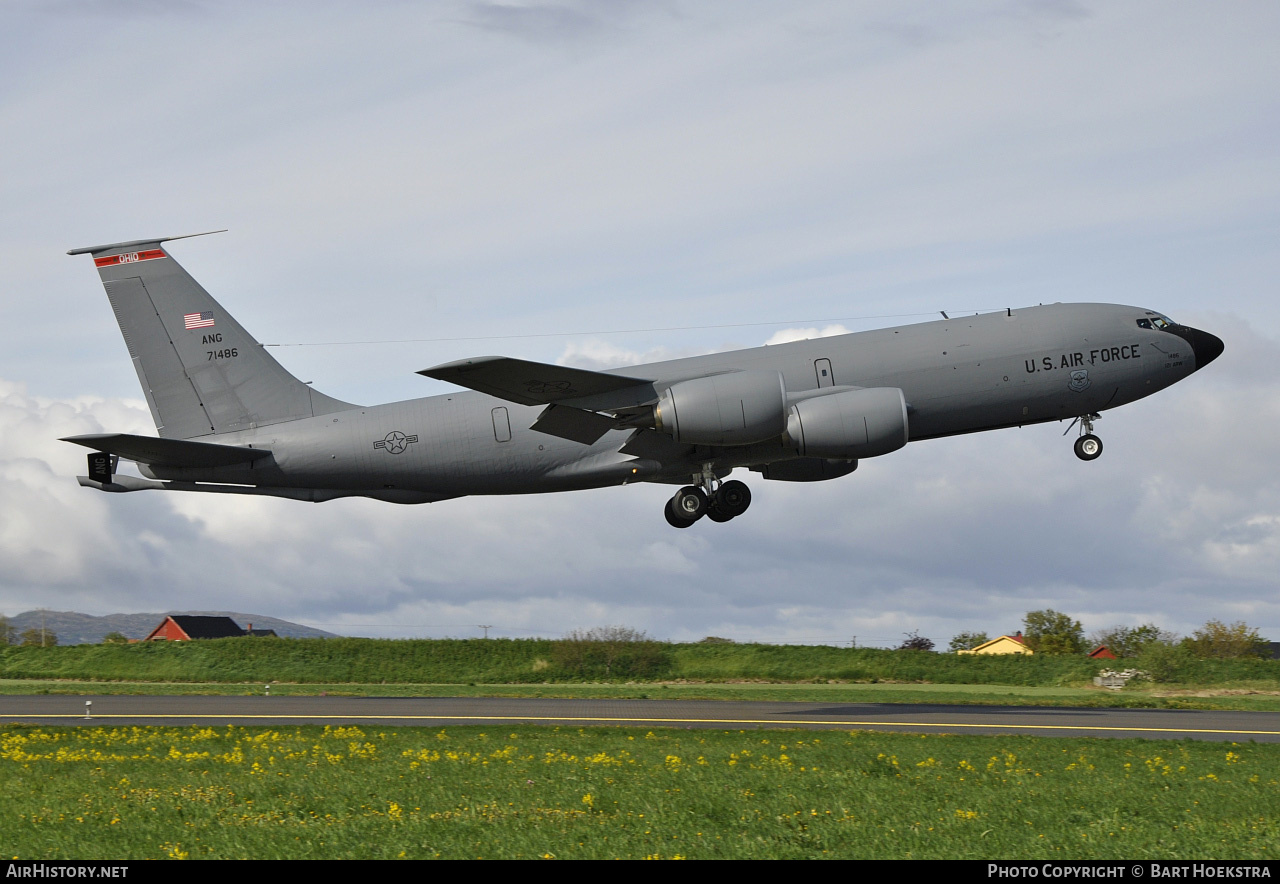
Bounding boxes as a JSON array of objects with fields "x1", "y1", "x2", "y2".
[
  {"x1": 61, "y1": 433, "x2": 272, "y2": 468},
  {"x1": 419, "y1": 356, "x2": 651, "y2": 407},
  {"x1": 75, "y1": 474, "x2": 457, "y2": 504},
  {"x1": 77, "y1": 475, "x2": 167, "y2": 492}
]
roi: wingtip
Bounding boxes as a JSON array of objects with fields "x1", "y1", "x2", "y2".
[{"x1": 418, "y1": 356, "x2": 506, "y2": 377}]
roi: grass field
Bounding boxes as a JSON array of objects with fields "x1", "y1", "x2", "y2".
[
  {"x1": 5, "y1": 637, "x2": 1278, "y2": 691},
  {"x1": 2, "y1": 724, "x2": 1277, "y2": 859},
  {"x1": 5, "y1": 679, "x2": 1280, "y2": 712}
]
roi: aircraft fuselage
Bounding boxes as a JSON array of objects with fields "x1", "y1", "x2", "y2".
[{"x1": 136, "y1": 302, "x2": 1216, "y2": 502}]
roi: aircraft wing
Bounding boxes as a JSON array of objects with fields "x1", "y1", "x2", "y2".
[
  {"x1": 61, "y1": 433, "x2": 272, "y2": 468},
  {"x1": 418, "y1": 356, "x2": 653, "y2": 407},
  {"x1": 420, "y1": 356, "x2": 663, "y2": 445}
]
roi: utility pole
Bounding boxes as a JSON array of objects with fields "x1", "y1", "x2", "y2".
[{"x1": 479, "y1": 625, "x2": 492, "y2": 639}]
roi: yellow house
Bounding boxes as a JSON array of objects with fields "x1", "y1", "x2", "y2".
[{"x1": 957, "y1": 635, "x2": 1033, "y2": 655}]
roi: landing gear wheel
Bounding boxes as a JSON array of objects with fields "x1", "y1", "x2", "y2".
[
  {"x1": 710, "y1": 480, "x2": 752, "y2": 520},
  {"x1": 670, "y1": 486, "x2": 708, "y2": 523},
  {"x1": 664, "y1": 497, "x2": 694, "y2": 528},
  {"x1": 1074, "y1": 434, "x2": 1103, "y2": 461}
]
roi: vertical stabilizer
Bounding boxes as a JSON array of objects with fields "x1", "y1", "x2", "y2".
[{"x1": 69, "y1": 234, "x2": 354, "y2": 439}]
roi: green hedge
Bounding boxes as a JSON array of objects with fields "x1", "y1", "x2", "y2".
[{"x1": 1, "y1": 638, "x2": 1276, "y2": 686}]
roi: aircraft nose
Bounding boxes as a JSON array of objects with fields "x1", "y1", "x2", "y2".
[{"x1": 1169, "y1": 324, "x2": 1225, "y2": 371}]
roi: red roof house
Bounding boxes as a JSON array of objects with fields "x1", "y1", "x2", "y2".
[{"x1": 144, "y1": 615, "x2": 246, "y2": 641}]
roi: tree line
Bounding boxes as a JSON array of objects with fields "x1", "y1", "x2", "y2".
[
  {"x1": 0, "y1": 614, "x2": 58, "y2": 648},
  {"x1": 3, "y1": 610, "x2": 1270, "y2": 666},
  {"x1": 941, "y1": 610, "x2": 1271, "y2": 659}
]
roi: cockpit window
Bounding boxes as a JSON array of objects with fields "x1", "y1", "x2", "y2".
[
  {"x1": 1137, "y1": 314, "x2": 1174, "y2": 330},
  {"x1": 1136, "y1": 318, "x2": 1151, "y2": 329}
]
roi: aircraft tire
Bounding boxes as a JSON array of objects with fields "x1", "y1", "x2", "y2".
[
  {"x1": 1074, "y1": 434, "x2": 1103, "y2": 461},
  {"x1": 664, "y1": 498, "x2": 694, "y2": 528},
  {"x1": 715, "y1": 480, "x2": 752, "y2": 517},
  {"x1": 672, "y1": 486, "x2": 708, "y2": 522},
  {"x1": 706, "y1": 506, "x2": 734, "y2": 523}
]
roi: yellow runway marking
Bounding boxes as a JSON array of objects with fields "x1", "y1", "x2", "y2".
[{"x1": 2, "y1": 713, "x2": 1279, "y2": 737}]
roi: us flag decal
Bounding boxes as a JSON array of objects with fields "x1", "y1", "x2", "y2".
[{"x1": 184, "y1": 311, "x2": 215, "y2": 329}]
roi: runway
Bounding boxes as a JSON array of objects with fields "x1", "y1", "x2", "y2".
[{"x1": 2, "y1": 695, "x2": 1278, "y2": 741}]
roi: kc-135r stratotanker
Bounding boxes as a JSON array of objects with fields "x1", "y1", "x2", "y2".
[{"x1": 64, "y1": 233, "x2": 1224, "y2": 528}]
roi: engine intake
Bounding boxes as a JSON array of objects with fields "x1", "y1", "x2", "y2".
[
  {"x1": 654, "y1": 371, "x2": 787, "y2": 446},
  {"x1": 784, "y1": 387, "x2": 908, "y2": 459}
]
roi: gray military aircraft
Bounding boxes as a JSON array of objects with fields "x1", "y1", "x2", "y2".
[{"x1": 64, "y1": 233, "x2": 1224, "y2": 528}]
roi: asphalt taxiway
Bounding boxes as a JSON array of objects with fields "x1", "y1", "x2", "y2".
[{"x1": 1, "y1": 695, "x2": 1278, "y2": 741}]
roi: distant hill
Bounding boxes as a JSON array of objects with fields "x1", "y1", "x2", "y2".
[{"x1": 2, "y1": 610, "x2": 337, "y2": 645}]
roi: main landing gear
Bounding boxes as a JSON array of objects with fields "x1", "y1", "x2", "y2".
[
  {"x1": 1065, "y1": 413, "x2": 1103, "y2": 461},
  {"x1": 664, "y1": 463, "x2": 751, "y2": 528}
]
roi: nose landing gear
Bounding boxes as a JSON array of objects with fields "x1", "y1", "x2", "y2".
[
  {"x1": 1065, "y1": 413, "x2": 1103, "y2": 461},
  {"x1": 664, "y1": 464, "x2": 752, "y2": 528},
  {"x1": 1074, "y1": 434, "x2": 1103, "y2": 460}
]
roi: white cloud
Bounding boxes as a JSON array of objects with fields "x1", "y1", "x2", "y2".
[
  {"x1": 554, "y1": 339, "x2": 676, "y2": 370},
  {"x1": 2, "y1": 3, "x2": 1278, "y2": 644},
  {"x1": 764, "y1": 325, "x2": 852, "y2": 346},
  {"x1": 4, "y1": 310, "x2": 1278, "y2": 646}
]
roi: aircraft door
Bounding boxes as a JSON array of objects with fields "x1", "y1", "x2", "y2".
[
  {"x1": 492, "y1": 407, "x2": 512, "y2": 443},
  {"x1": 815, "y1": 358, "x2": 834, "y2": 388}
]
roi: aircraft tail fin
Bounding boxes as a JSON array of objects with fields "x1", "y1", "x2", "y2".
[{"x1": 69, "y1": 233, "x2": 354, "y2": 439}]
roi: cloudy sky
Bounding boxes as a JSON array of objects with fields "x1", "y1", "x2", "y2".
[{"x1": 2, "y1": 1, "x2": 1278, "y2": 646}]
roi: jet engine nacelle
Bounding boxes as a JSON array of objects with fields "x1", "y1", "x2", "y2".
[
  {"x1": 654, "y1": 371, "x2": 787, "y2": 446},
  {"x1": 784, "y1": 387, "x2": 909, "y2": 459}
]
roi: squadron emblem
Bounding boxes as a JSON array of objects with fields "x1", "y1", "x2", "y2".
[
  {"x1": 1067, "y1": 369, "x2": 1091, "y2": 393},
  {"x1": 373, "y1": 430, "x2": 418, "y2": 454}
]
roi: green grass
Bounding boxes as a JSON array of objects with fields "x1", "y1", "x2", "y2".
[
  {"x1": 3, "y1": 638, "x2": 1277, "y2": 716},
  {"x1": 5, "y1": 679, "x2": 1280, "y2": 711},
  {"x1": 4, "y1": 636, "x2": 1278, "y2": 688},
  {"x1": 2, "y1": 724, "x2": 1277, "y2": 859}
]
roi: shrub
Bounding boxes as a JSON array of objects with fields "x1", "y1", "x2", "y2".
[
  {"x1": 552, "y1": 627, "x2": 674, "y2": 679},
  {"x1": 1184, "y1": 620, "x2": 1268, "y2": 660},
  {"x1": 1022, "y1": 610, "x2": 1084, "y2": 656},
  {"x1": 896, "y1": 631, "x2": 935, "y2": 652},
  {"x1": 1088, "y1": 623, "x2": 1178, "y2": 658},
  {"x1": 948, "y1": 631, "x2": 989, "y2": 652},
  {"x1": 19, "y1": 628, "x2": 56, "y2": 647},
  {"x1": 1136, "y1": 642, "x2": 1194, "y2": 683}
]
